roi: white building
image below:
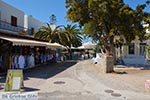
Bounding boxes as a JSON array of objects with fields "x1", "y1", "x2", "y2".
[
  {"x1": 24, "y1": 15, "x2": 46, "y2": 35},
  {"x1": 0, "y1": 0, "x2": 25, "y2": 34},
  {"x1": 121, "y1": 24, "x2": 150, "y2": 65},
  {"x1": 0, "y1": 0, "x2": 45, "y2": 35}
]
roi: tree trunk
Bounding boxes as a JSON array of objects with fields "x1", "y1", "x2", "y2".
[{"x1": 110, "y1": 37, "x2": 116, "y2": 65}]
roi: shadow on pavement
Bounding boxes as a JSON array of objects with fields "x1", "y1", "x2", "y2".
[
  {"x1": 116, "y1": 58, "x2": 150, "y2": 70},
  {"x1": 115, "y1": 64, "x2": 150, "y2": 70},
  {"x1": 23, "y1": 60, "x2": 78, "y2": 80},
  {"x1": 112, "y1": 71, "x2": 128, "y2": 75},
  {"x1": 22, "y1": 86, "x2": 40, "y2": 92}
]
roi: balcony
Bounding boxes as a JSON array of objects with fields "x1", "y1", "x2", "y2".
[{"x1": 0, "y1": 20, "x2": 32, "y2": 35}]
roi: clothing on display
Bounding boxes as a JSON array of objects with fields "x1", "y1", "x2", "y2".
[
  {"x1": 44, "y1": 54, "x2": 47, "y2": 63},
  {"x1": 14, "y1": 55, "x2": 19, "y2": 69},
  {"x1": 24, "y1": 55, "x2": 28, "y2": 68},
  {"x1": 11, "y1": 55, "x2": 15, "y2": 69},
  {"x1": 40, "y1": 53, "x2": 44, "y2": 63},
  {"x1": 18, "y1": 55, "x2": 25, "y2": 69},
  {"x1": 0, "y1": 56, "x2": 2, "y2": 68},
  {"x1": 28, "y1": 54, "x2": 35, "y2": 68},
  {"x1": 0, "y1": 44, "x2": 57, "y2": 72}
]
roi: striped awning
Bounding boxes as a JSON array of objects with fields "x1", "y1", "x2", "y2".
[
  {"x1": 46, "y1": 42, "x2": 67, "y2": 49},
  {"x1": 0, "y1": 36, "x2": 66, "y2": 49},
  {"x1": 0, "y1": 36, "x2": 47, "y2": 46}
]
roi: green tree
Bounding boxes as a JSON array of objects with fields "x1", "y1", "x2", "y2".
[
  {"x1": 34, "y1": 23, "x2": 82, "y2": 48},
  {"x1": 34, "y1": 23, "x2": 64, "y2": 43},
  {"x1": 62, "y1": 24, "x2": 82, "y2": 47},
  {"x1": 66, "y1": 0, "x2": 150, "y2": 59},
  {"x1": 61, "y1": 24, "x2": 82, "y2": 59}
]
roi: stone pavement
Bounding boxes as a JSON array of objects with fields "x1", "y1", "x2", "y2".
[{"x1": 0, "y1": 60, "x2": 150, "y2": 100}]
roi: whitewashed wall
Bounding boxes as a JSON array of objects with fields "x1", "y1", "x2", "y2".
[
  {"x1": 24, "y1": 15, "x2": 46, "y2": 33},
  {"x1": 0, "y1": 0, "x2": 24, "y2": 27},
  {"x1": 0, "y1": 0, "x2": 46, "y2": 35}
]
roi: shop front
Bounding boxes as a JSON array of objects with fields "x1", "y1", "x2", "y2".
[{"x1": 0, "y1": 36, "x2": 56, "y2": 73}]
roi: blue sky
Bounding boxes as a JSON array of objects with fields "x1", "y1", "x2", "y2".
[{"x1": 3, "y1": 0, "x2": 150, "y2": 26}]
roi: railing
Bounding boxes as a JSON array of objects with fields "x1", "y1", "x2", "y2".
[{"x1": 0, "y1": 20, "x2": 32, "y2": 35}]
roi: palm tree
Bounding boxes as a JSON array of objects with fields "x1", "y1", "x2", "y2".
[
  {"x1": 34, "y1": 24, "x2": 83, "y2": 49},
  {"x1": 34, "y1": 23, "x2": 63, "y2": 43},
  {"x1": 62, "y1": 24, "x2": 82, "y2": 47},
  {"x1": 61, "y1": 24, "x2": 83, "y2": 59}
]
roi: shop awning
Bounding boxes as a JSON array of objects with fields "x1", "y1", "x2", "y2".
[
  {"x1": 46, "y1": 42, "x2": 67, "y2": 49},
  {"x1": 0, "y1": 36, "x2": 47, "y2": 46}
]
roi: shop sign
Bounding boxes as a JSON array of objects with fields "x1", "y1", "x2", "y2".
[{"x1": 4, "y1": 70, "x2": 24, "y2": 92}]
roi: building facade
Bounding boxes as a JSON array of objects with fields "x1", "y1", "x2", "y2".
[
  {"x1": 120, "y1": 24, "x2": 150, "y2": 65},
  {"x1": 24, "y1": 15, "x2": 46, "y2": 35},
  {"x1": 0, "y1": 0, "x2": 25, "y2": 34},
  {"x1": 0, "y1": 0, "x2": 50, "y2": 73},
  {"x1": 0, "y1": 0, "x2": 45, "y2": 35}
]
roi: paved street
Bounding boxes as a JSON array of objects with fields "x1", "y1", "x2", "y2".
[{"x1": 1, "y1": 60, "x2": 150, "y2": 100}]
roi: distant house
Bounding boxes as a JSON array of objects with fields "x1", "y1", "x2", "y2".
[{"x1": 119, "y1": 23, "x2": 150, "y2": 65}]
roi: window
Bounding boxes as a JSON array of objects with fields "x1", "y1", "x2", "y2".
[
  {"x1": 129, "y1": 43, "x2": 135, "y2": 55},
  {"x1": 11, "y1": 16, "x2": 17, "y2": 26},
  {"x1": 31, "y1": 27, "x2": 34, "y2": 34},
  {"x1": 140, "y1": 43, "x2": 146, "y2": 55}
]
